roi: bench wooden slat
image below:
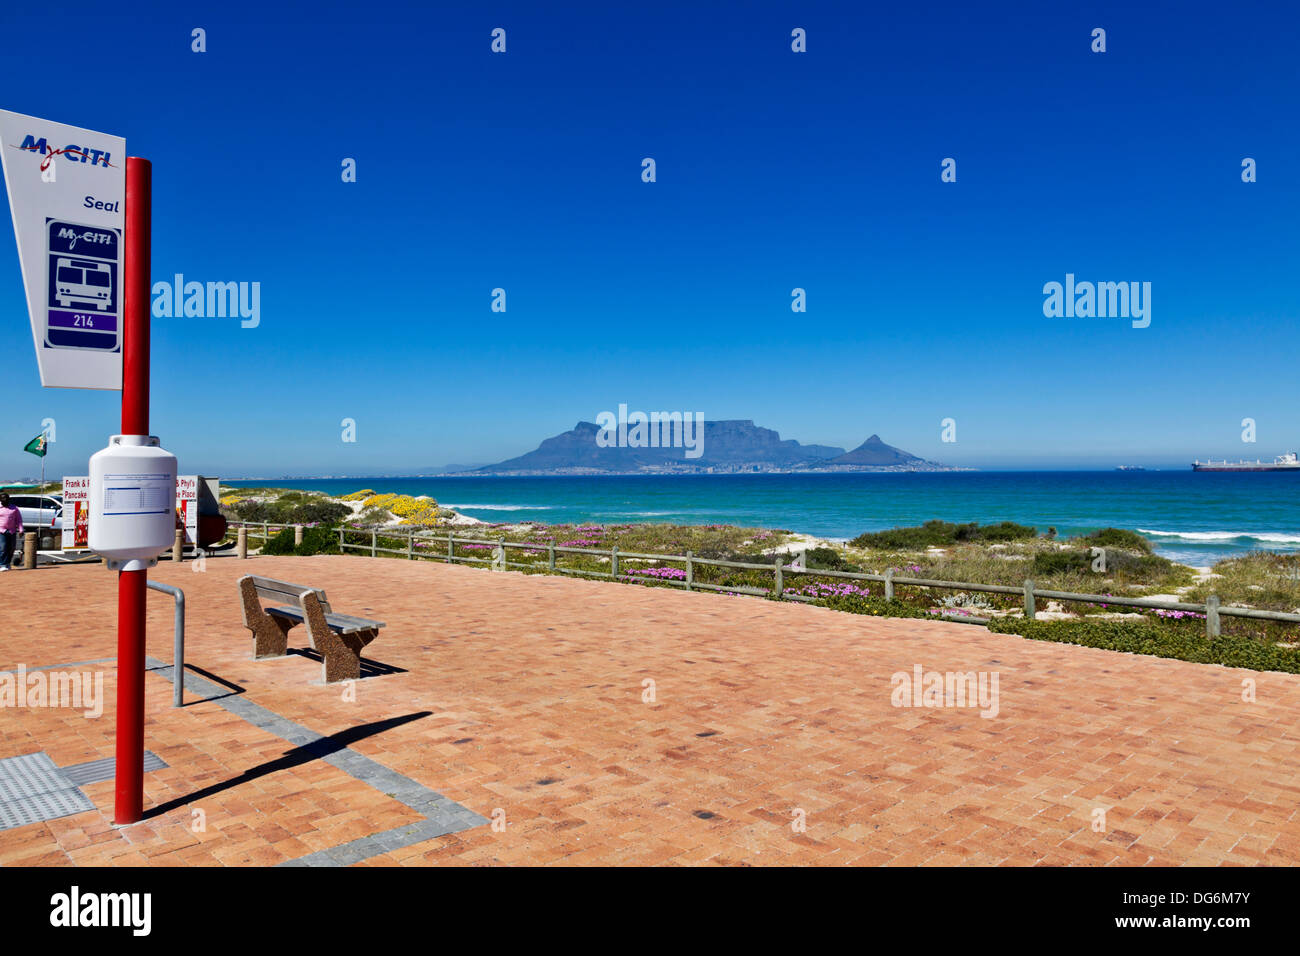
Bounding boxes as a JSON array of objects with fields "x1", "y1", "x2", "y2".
[
  {"x1": 247, "y1": 576, "x2": 324, "y2": 599},
  {"x1": 321, "y1": 613, "x2": 387, "y2": 629},
  {"x1": 265, "y1": 604, "x2": 385, "y2": 633}
]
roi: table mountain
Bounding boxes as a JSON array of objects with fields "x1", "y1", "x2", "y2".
[{"x1": 473, "y1": 421, "x2": 956, "y2": 474}]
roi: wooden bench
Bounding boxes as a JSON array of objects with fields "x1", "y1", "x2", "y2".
[{"x1": 238, "y1": 575, "x2": 385, "y2": 683}]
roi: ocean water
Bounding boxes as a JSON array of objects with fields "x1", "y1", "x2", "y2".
[{"x1": 225, "y1": 471, "x2": 1300, "y2": 567}]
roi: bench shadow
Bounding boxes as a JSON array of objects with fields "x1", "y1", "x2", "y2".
[
  {"x1": 144, "y1": 711, "x2": 432, "y2": 820},
  {"x1": 286, "y1": 647, "x2": 408, "y2": 678}
]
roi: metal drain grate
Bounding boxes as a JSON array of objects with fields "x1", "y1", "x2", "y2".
[
  {"x1": 0, "y1": 753, "x2": 95, "y2": 830},
  {"x1": 62, "y1": 751, "x2": 167, "y2": 786}
]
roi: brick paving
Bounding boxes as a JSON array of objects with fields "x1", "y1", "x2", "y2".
[{"x1": 2, "y1": 553, "x2": 1299, "y2": 866}]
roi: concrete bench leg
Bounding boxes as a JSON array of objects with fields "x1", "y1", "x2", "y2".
[
  {"x1": 251, "y1": 615, "x2": 297, "y2": 659},
  {"x1": 318, "y1": 629, "x2": 380, "y2": 684}
]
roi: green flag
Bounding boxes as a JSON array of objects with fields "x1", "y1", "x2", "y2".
[{"x1": 23, "y1": 433, "x2": 47, "y2": 458}]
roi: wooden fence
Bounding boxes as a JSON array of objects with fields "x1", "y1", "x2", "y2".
[{"x1": 224, "y1": 522, "x2": 1300, "y2": 641}]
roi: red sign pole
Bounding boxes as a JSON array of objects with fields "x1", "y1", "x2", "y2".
[{"x1": 114, "y1": 156, "x2": 151, "y2": 825}]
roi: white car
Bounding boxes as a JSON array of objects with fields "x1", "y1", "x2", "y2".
[{"x1": 7, "y1": 494, "x2": 63, "y2": 555}]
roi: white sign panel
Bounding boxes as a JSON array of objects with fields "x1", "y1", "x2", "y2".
[
  {"x1": 61, "y1": 475, "x2": 90, "y2": 550},
  {"x1": 176, "y1": 474, "x2": 199, "y2": 547},
  {"x1": 0, "y1": 109, "x2": 125, "y2": 389}
]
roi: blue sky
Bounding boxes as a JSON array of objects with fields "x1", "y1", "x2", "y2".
[{"x1": 1, "y1": 0, "x2": 1297, "y2": 477}]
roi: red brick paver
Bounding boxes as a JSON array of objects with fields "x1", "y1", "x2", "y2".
[{"x1": 2, "y1": 554, "x2": 1298, "y2": 865}]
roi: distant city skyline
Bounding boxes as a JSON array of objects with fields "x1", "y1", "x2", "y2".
[{"x1": 3, "y1": 1, "x2": 1298, "y2": 478}]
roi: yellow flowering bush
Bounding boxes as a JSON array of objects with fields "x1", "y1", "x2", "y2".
[
  {"x1": 390, "y1": 495, "x2": 439, "y2": 524},
  {"x1": 348, "y1": 493, "x2": 441, "y2": 524},
  {"x1": 339, "y1": 489, "x2": 375, "y2": 501}
]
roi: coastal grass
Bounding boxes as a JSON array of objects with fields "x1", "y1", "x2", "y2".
[
  {"x1": 840, "y1": 522, "x2": 1192, "y2": 600},
  {"x1": 841, "y1": 542, "x2": 1194, "y2": 601},
  {"x1": 987, "y1": 616, "x2": 1300, "y2": 675},
  {"x1": 1183, "y1": 551, "x2": 1300, "y2": 613},
  {"x1": 399, "y1": 520, "x2": 794, "y2": 558}
]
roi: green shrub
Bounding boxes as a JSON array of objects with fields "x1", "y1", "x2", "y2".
[
  {"x1": 965, "y1": 521, "x2": 1037, "y2": 542},
  {"x1": 851, "y1": 520, "x2": 1037, "y2": 550},
  {"x1": 851, "y1": 520, "x2": 961, "y2": 550},
  {"x1": 987, "y1": 616, "x2": 1300, "y2": 674},
  {"x1": 293, "y1": 502, "x2": 352, "y2": 525},
  {"x1": 261, "y1": 527, "x2": 296, "y2": 555},
  {"x1": 259, "y1": 526, "x2": 341, "y2": 557},
  {"x1": 1028, "y1": 543, "x2": 1183, "y2": 587},
  {"x1": 1078, "y1": 527, "x2": 1153, "y2": 554},
  {"x1": 805, "y1": 546, "x2": 861, "y2": 572},
  {"x1": 296, "y1": 526, "x2": 342, "y2": 555}
]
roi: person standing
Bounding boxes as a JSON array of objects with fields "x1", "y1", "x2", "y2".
[{"x1": 0, "y1": 493, "x2": 23, "y2": 570}]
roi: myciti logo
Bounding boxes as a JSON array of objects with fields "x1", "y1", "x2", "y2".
[
  {"x1": 56, "y1": 226, "x2": 114, "y2": 250},
  {"x1": 17, "y1": 133, "x2": 113, "y2": 168}
]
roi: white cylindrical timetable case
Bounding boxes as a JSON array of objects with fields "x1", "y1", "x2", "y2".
[{"x1": 88, "y1": 435, "x2": 178, "y2": 571}]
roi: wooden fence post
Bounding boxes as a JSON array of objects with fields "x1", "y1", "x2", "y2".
[
  {"x1": 685, "y1": 550, "x2": 693, "y2": 591},
  {"x1": 263, "y1": 521, "x2": 269, "y2": 544},
  {"x1": 548, "y1": 545, "x2": 556, "y2": 570},
  {"x1": 1024, "y1": 579, "x2": 1036, "y2": 620},
  {"x1": 611, "y1": 546, "x2": 619, "y2": 577},
  {"x1": 371, "y1": 530, "x2": 377, "y2": 558},
  {"x1": 447, "y1": 535, "x2": 454, "y2": 564},
  {"x1": 1206, "y1": 594, "x2": 1221, "y2": 641},
  {"x1": 774, "y1": 559, "x2": 784, "y2": 599},
  {"x1": 884, "y1": 567, "x2": 894, "y2": 602},
  {"x1": 237, "y1": 526, "x2": 248, "y2": 559},
  {"x1": 294, "y1": 524, "x2": 303, "y2": 546},
  {"x1": 337, "y1": 526, "x2": 344, "y2": 552}
]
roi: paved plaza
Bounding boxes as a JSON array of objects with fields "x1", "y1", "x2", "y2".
[{"x1": 2, "y1": 555, "x2": 1298, "y2": 866}]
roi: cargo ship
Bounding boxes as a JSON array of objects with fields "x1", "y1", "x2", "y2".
[{"x1": 1192, "y1": 452, "x2": 1300, "y2": 472}]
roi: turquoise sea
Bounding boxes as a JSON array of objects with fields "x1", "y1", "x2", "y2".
[{"x1": 225, "y1": 472, "x2": 1300, "y2": 567}]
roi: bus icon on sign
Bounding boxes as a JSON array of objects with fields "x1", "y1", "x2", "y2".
[
  {"x1": 54, "y1": 257, "x2": 113, "y2": 310},
  {"x1": 44, "y1": 218, "x2": 120, "y2": 352}
]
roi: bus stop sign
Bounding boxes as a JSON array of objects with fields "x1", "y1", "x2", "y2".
[{"x1": 0, "y1": 108, "x2": 125, "y2": 389}]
